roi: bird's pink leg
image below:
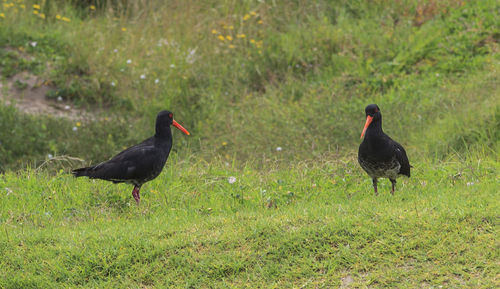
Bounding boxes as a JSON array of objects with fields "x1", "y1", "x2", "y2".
[
  {"x1": 390, "y1": 179, "x2": 396, "y2": 196},
  {"x1": 372, "y1": 179, "x2": 378, "y2": 196},
  {"x1": 132, "y1": 186, "x2": 141, "y2": 205}
]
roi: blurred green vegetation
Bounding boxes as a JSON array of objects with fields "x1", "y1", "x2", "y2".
[{"x1": 0, "y1": 0, "x2": 499, "y2": 170}]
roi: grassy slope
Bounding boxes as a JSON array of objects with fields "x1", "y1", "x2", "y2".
[
  {"x1": 0, "y1": 0, "x2": 498, "y2": 168},
  {"x1": 0, "y1": 0, "x2": 499, "y2": 287}
]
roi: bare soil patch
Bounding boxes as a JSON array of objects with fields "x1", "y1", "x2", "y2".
[{"x1": 0, "y1": 70, "x2": 92, "y2": 120}]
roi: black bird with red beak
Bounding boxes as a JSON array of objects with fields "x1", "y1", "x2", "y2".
[
  {"x1": 358, "y1": 104, "x2": 411, "y2": 195},
  {"x1": 72, "y1": 110, "x2": 190, "y2": 204}
]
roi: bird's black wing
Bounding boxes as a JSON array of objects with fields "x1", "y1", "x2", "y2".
[
  {"x1": 391, "y1": 140, "x2": 411, "y2": 177},
  {"x1": 112, "y1": 137, "x2": 154, "y2": 159},
  {"x1": 81, "y1": 145, "x2": 164, "y2": 183}
]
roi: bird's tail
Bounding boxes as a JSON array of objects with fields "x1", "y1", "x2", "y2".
[{"x1": 72, "y1": 166, "x2": 94, "y2": 177}]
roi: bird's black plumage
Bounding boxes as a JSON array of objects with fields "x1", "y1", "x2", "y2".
[
  {"x1": 358, "y1": 104, "x2": 411, "y2": 195},
  {"x1": 72, "y1": 110, "x2": 190, "y2": 204}
]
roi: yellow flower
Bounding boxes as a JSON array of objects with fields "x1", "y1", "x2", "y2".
[
  {"x1": 19, "y1": 4, "x2": 24, "y2": 8},
  {"x1": 222, "y1": 141, "x2": 228, "y2": 146},
  {"x1": 33, "y1": 4, "x2": 40, "y2": 9},
  {"x1": 121, "y1": 27, "x2": 127, "y2": 31},
  {"x1": 237, "y1": 34, "x2": 246, "y2": 38},
  {"x1": 62, "y1": 17, "x2": 70, "y2": 22},
  {"x1": 55, "y1": 14, "x2": 61, "y2": 19},
  {"x1": 250, "y1": 39, "x2": 255, "y2": 44},
  {"x1": 3, "y1": 3, "x2": 9, "y2": 8},
  {"x1": 258, "y1": 20, "x2": 263, "y2": 24},
  {"x1": 76, "y1": 122, "x2": 81, "y2": 127},
  {"x1": 0, "y1": 13, "x2": 4, "y2": 18},
  {"x1": 250, "y1": 11, "x2": 257, "y2": 16},
  {"x1": 258, "y1": 50, "x2": 262, "y2": 54},
  {"x1": 228, "y1": 25, "x2": 234, "y2": 30},
  {"x1": 39, "y1": 13, "x2": 45, "y2": 19},
  {"x1": 89, "y1": 5, "x2": 96, "y2": 10},
  {"x1": 228, "y1": 44, "x2": 235, "y2": 49},
  {"x1": 218, "y1": 35, "x2": 225, "y2": 41},
  {"x1": 211, "y1": 29, "x2": 217, "y2": 34},
  {"x1": 33, "y1": 10, "x2": 39, "y2": 14},
  {"x1": 226, "y1": 35, "x2": 233, "y2": 41},
  {"x1": 243, "y1": 14, "x2": 250, "y2": 21}
]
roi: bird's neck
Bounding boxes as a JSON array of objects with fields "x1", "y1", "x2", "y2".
[
  {"x1": 366, "y1": 119, "x2": 384, "y2": 138},
  {"x1": 155, "y1": 126, "x2": 172, "y2": 142},
  {"x1": 154, "y1": 127, "x2": 173, "y2": 157}
]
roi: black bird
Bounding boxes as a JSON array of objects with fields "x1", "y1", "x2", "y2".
[
  {"x1": 358, "y1": 104, "x2": 411, "y2": 195},
  {"x1": 72, "y1": 110, "x2": 190, "y2": 204}
]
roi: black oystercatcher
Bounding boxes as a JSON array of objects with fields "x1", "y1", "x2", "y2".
[
  {"x1": 72, "y1": 110, "x2": 190, "y2": 204},
  {"x1": 358, "y1": 104, "x2": 411, "y2": 195}
]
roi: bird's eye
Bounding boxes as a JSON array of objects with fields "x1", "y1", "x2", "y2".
[{"x1": 169, "y1": 113, "x2": 173, "y2": 118}]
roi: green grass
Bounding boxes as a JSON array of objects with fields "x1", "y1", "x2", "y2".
[
  {"x1": 0, "y1": 156, "x2": 498, "y2": 287},
  {"x1": 1, "y1": 0, "x2": 499, "y2": 287}
]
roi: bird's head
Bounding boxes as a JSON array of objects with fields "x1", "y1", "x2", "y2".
[
  {"x1": 156, "y1": 110, "x2": 190, "y2": 136},
  {"x1": 360, "y1": 104, "x2": 381, "y2": 139}
]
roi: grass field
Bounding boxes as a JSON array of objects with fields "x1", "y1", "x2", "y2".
[
  {"x1": 1, "y1": 156, "x2": 498, "y2": 287},
  {"x1": 0, "y1": 0, "x2": 499, "y2": 288}
]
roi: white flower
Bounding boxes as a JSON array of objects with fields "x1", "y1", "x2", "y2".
[
  {"x1": 64, "y1": 105, "x2": 71, "y2": 110},
  {"x1": 140, "y1": 74, "x2": 146, "y2": 79},
  {"x1": 186, "y1": 47, "x2": 197, "y2": 64},
  {"x1": 126, "y1": 59, "x2": 132, "y2": 64},
  {"x1": 154, "y1": 79, "x2": 159, "y2": 84},
  {"x1": 113, "y1": 49, "x2": 118, "y2": 53},
  {"x1": 72, "y1": 126, "x2": 78, "y2": 132},
  {"x1": 57, "y1": 96, "x2": 63, "y2": 102},
  {"x1": 5, "y1": 188, "x2": 12, "y2": 196},
  {"x1": 276, "y1": 146, "x2": 282, "y2": 152},
  {"x1": 47, "y1": 154, "x2": 53, "y2": 159},
  {"x1": 111, "y1": 81, "x2": 116, "y2": 86},
  {"x1": 466, "y1": 182, "x2": 475, "y2": 186},
  {"x1": 170, "y1": 64, "x2": 175, "y2": 68},
  {"x1": 30, "y1": 41, "x2": 37, "y2": 47},
  {"x1": 228, "y1": 176, "x2": 236, "y2": 184},
  {"x1": 120, "y1": 68, "x2": 125, "y2": 72},
  {"x1": 157, "y1": 38, "x2": 169, "y2": 47}
]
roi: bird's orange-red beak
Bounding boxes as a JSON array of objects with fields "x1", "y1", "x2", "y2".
[
  {"x1": 172, "y1": 120, "x2": 190, "y2": 135},
  {"x1": 360, "y1": 115, "x2": 373, "y2": 139}
]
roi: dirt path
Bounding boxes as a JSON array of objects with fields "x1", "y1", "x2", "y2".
[{"x1": 0, "y1": 70, "x2": 92, "y2": 120}]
